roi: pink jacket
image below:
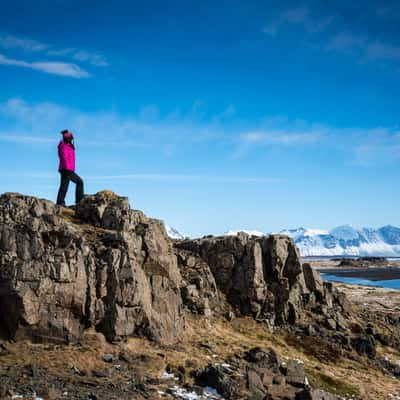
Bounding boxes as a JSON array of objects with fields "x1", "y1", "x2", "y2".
[{"x1": 58, "y1": 141, "x2": 75, "y2": 172}]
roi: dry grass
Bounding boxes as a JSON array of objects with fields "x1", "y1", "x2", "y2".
[
  {"x1": 97, "y1": 190, "x2": 118, "y2": 200},
  {"x1": 2, "y1": 316, "x2": 399, "y2": 399}
]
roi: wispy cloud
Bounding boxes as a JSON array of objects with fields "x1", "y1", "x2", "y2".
[
  {"x1": 0, "y1": 33, "x2": 108, "y2": 76},
  {"x1": 86, "y1": 174, "x2": 281, "y2": 183},
  {"x1": 0, "y1": 34, "x2": 48, "y2": 52},
  {"x1": 263, "y1": 6, "x2": 400, "y2": 70},
  {"x1": 1, "y1": 98, "x2": 399, "y2": 166},
  {"x1": 0, "y1": 171, "x2": 280, "y2": 184},
  {"x1": 352, "y1": 129, "x2": 400, "y2": 165},
  {"x1": 0, "y1": 98, "x2": 227, "y2": 151},
  {"x1": 262, "y1": 6, "x2": 333, "y2": 36},
  {"x1": 0, "y1": 133, "x2": 55, "y2": 144},
  {"x1": 240, "y1": 131, "x2": 320, "y2": 145},
  {"x1": 0, "y1": 53, "x2": 90, "y2": 78},
  {"x1": 47, "y1": 47, "x2": 108, "y2": 67},
  {"x1": 327, "y1": 32, "x2": 400, "y2": 62}
]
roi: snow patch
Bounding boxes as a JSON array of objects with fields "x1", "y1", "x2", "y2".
[
  {"x1": 168, "y1": 385, "x2": 223, "y2": 399},
  {"x1": 165, "y1": 225, "x2": 186, "y2": 240}
]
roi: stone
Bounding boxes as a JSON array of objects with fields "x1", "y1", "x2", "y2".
[
  {"x1": 226, "y1": 311, "x2": 235, "y2": 321},
  {"x1": 374, "y1": 332, "x2": 390, "y2": 346},
  {"x1": 245, "y1": 348, "x2": 280, "y2": 372},
  {"x1": 247, "y1": 369, "x2": 267, "y2": 398},
  {"x1": 351, "y1": 335, "x2": 376, "y2": 359},
  {"x1": 103, "y1": 354, "x2": 114, "y2": 363},
  {"x1": 302, "y1": 263, "x2": 324, "y2": 300},
  {"x1": 325, "y1": 318, "x2": 337, "y2": 331},
  {"x1": 195, "y1": 365, "x2": 239, "y2": 398},
  {"x1": 0, "y1": 192, "x2": 184, "y2": 344},
  {"x1": 285, "y1": 359, "x2": 306, "y2": 388}
]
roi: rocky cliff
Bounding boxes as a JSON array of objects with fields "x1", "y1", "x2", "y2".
[
  {"x1": 176, "y1": 234, "x2": 333, "y2": 326},
  {"x1": 0, "y1": 191, "x2": 184, "y2": 343}
]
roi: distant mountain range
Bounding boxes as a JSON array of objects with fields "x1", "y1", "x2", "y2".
[
  {"x1": 166, "y1": 224, "x2": 400, "y2": 257},
  {"x1": 280, "y1": 225, "x2": 400, "y2": 257}
]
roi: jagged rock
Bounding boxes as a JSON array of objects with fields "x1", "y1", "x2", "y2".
[
  {"x1": 302, "y1": 263, "x2": 323, "y2": 300},
  {"x1": 195, "y1": 348, "x2": 342, "y2": 400},
  {"x1": 176, "y1": 248, "x2": 228, "y2": 317},
  {"x1": 374, "y1": 332, "x2": 390, "y2": 346},
  {"x1": 351, "y1": 334, "x2": 376, "y2": 359},
  {"x1": 175, "y1": 233, "x2": 337, "y2": 326},
  {"x1": 0, "y1": 192, "x2": 184, "y2": 343},
  {"x1": 244, "y1": 347, "x2": 280, "y2": 372},
  {"x1": 285, "y1": 359, "x2": 306, "y2": 388},
  {"x1": 324, "y1": 318, "x2": 337, "y2": 331},
  {"x1": 380, "y1": 357, "x2": 400, "y2": 377},
  {"x1": 195, "y1": 365, "x2": 239, "y2": 398}
]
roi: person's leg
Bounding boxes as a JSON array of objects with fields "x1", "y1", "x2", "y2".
[
  {"x1": 56, "y1": 171, "x2": 70, "y2": 205},
  {"x1": 68, "y1": 172, "x2": 84, "y2": 204}
]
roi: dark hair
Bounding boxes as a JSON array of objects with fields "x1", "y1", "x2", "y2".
[{"x1": 61, "y1": 129, "x2": 69, "y2": 134}]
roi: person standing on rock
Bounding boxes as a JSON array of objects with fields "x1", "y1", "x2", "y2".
[{"x1": 56, "y1": 130, "x2": 84, "y2": 206}]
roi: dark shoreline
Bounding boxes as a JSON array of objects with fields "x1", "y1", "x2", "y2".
[{"x1": 318, "y1": 267, "x2": 400, "y2": 281}]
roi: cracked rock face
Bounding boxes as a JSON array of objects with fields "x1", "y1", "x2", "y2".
[
  {"x1": 0, "y1": 192, "x2": 184, "y2": 343},
  {"x1": 175, "y1": 233, "x2": 336, "y2": 326}
]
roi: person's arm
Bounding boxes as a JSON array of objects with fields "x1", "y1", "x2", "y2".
[{"x1": 58, "y1": 142, "x2": 67, "y2": 168}]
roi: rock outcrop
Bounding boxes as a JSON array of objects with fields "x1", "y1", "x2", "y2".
[
  {"x1": 195, "y1": 347, "x2": 342, "y2": 400},
  {"x1": 175, "y1": 233, "x2": 341, "y2": 326},
  {"x1": 0, "y1": 192, "x2": 184, "y2": 343}
]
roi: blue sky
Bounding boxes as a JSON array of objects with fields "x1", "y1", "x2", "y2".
[{"x1": 1, "y1": 0, "x2": 400, "y2": 237}]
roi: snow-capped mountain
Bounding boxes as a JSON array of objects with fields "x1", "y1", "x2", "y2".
[
  {"x1": 165, "y1": 225, "x2": 185, "y2": 240},
  {"x1": 282, "y1": 225, "x2": 400, "y2": 257}
]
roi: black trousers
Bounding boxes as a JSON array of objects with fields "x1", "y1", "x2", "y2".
[{"x1": 56, "y1": 170, "x2": 84, "y2": 206}]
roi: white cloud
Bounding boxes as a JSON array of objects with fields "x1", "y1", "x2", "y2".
[
  {"x1": 262, "y1": 6, "x2": 333, "y2": 36},
  {"x1": 48, "y1": 47, "x2": 109, "y2": 66},
  {"x1": 366, "y1": 40, "x2": 400, "y2": 61},
  {"x1": 327, "y1": 32, "x2": 366, "y2": 53},
  {"x1": 0, "y1": 33, "x2": 108, "y2": 68},
  {"x1": 0, "y1": 171, "x2": 280, "y2": 184},
  {"x1": 72, "y1": 50, "x2": 108, "y2": 67},
  {"x1": 86, "y1": 174, "x2": 280, "y2": 183},
  {"x1": 0, "y1": 133, "x2": 55, "y2": 144},
  {"x1": 240, "y1": 131, "x2": 321, "y2": 145},
  {"x1": 0, "y1": 98, "x2": 225, "y2": 150},
  {"x1": 327, "y1": 32, "x2": 400, "y2": 62},
  {"x1": 263, "y1": 7, "x2": 400, "y2": 69},
  {"x1": 0, "y1": 34, "x2": 48, "y2": 52},
  {"x1": 0, "y1": 53, "x2": 89, "y2": 78},
  {"x1": 1, "y1": 98, "x2": 399, "y2": 166}
]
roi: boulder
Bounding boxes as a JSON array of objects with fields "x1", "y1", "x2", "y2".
[
  {"x1": 0, "y1": 192, "x2": 184, "y2": 343},
  {"x1": 195, "y1": 365, "x2": 239, "y2": 398}
]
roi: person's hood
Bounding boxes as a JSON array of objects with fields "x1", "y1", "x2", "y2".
[{"x1": 62, "y1": 131, "x2": 74, "y2": 139}]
